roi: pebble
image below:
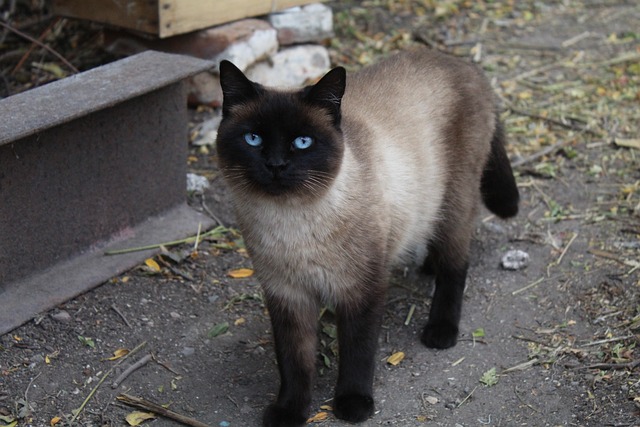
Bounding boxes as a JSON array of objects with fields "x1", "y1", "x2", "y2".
[
  {"x1": 51, "y1": 310, "x2": 72, "y2": 322},
  {"x1": 500, "y1": 249, "x2": 530, "y2": 270},
  {"x1": 182, "y1": 347, "x2": 195, "y2": 357},
  {"x1": 170, "y1": 311, "x2": 181, "y2": 319},
  {"x1": 187, "y1": 173, "x2": 210, "y2": 193}
]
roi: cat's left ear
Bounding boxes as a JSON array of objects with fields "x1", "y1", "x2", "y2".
[
  {"x1": 303, "y1": 67, "x2": 346, "y2": 126},
  {"x1": 219, "y1": 60, "x2": 263, "y2": 116}
]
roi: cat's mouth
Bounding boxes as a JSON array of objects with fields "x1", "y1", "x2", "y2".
[{"x1": 251, "y1": 168, "x2": 331, "y2": 198}]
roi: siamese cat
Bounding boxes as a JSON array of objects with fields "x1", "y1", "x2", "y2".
[{"x1": 215, "y1": 48, "x2": 519, "y2": 427}]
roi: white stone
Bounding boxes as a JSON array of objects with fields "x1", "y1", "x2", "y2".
[
  {"x1": 268, "y1": 3, "x2": 333, "y2": 45},
  {"x1": 500, "y1": 249, "x2": 530, "y2": 270},
  {"x1": 214, "y1": 27, "x2": 278, "y2": 72},
  {"x1": 246, "y1": 45, "x2": 331, "y2": 88},
  {"x1": 186, "y1": 173, "x2": 210, "y2": 193}
]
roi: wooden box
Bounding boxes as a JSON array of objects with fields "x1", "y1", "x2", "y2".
[{"x1": 53, "y1": 0, "x2": 322, "y2": 38}]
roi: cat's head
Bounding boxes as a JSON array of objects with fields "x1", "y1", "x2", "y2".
[{"x1": 216, "y1": 60, "x2": 346, "y2": 201}]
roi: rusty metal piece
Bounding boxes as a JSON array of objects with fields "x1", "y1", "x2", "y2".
[{"x1": 0, "y1": 51, "x2": 216, "y2": 334}]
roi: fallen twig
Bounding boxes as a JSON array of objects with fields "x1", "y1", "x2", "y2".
[
  {"x1": 512, "y1": 139, "x2": 572, "y2": 168},
  {"x1": 12, "y1": 17, "x2": 60, "y2": 74},
  {"x1": 512, "y1": 276, "x2": 545, "y2": 296},
  {"x1": 111, "y1": 304, "x2": 132, "y2": 328},
  {"x1": 456, "y1": 386, "x2": 477, "y2": 408},
  {"x1": 70, "y1": 341, "x2": 147, "y2": 424},
  {"x1": 105, "y1": 225, "x2": 227, "y2": 255},
  {"x1": 581, "y1": 335, "x2": 635, "y2": 348},
  {"x1": 0, "y1": 19, "x2": 78, "y2": 73},
  {"x1": 117, "y1": 393, "x2": 210, "y2": 427},
  {"x1": 508, "y1": 106, "x2": 601, "y2": 137},
  {"x1": 579, "y1": 359, "x2": 640, "y2": 371},
  {"x1": 556, "y1": 232, "x2": 578, "y2": 266},
  {"x1": 111, "y1": 354, "x2": 152, "y2": 389}
]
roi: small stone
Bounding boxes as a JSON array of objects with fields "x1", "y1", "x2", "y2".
[
  {"x1": 187, "y1": 173, "x2": 210, "y2": 193},
  {"x1": 182, "y1": 347, "x2": 195, "y2": 356},
  {"x1": 51, "y1": 310, "x2": 72, "y2": 323},
  {"x1": 500, "y1": 249, "x2": 530, "y2": 270},
  {"x1": 246, "y1": 45, "x2": 330, "y2": 87},
  {"x1": 208, "y1": 295, "x2": 220, "y2": 304},
  {"x1": 424, "y1": 395, "x2": 439, "y2": 405},
  {"x1": 170, "y1": 311, "x2": 181, "y2": 319},
  {"x1": 30, "y1": 354, "x2": 45, "y2": 364}
]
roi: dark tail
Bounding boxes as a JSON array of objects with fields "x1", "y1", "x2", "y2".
[{"x1": 481, "y1": 119, "x2": 519, "y2": 218}]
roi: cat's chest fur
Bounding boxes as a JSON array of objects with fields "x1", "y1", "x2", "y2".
[{"x1": 231, "y1": 129, "x2": 446, "y2": 306}]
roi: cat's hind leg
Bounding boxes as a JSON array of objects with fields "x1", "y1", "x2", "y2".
[{"x1": 420, "y1": 220, "x2": 473, "y2": 349}]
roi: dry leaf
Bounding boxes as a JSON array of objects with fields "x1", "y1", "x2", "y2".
[
  {"x1": 107, "y1": 348, "x2": 130, "y2": 361},
  {"x1": 144, "y1": 258, "x2": 161, "y2": 272},
  {"x1": 307, "y1": 411, "x2": 329, "y2": 422},
  {"x1": 228, "y1": 268, "x2": 254, "y2": 278},
  {"x1": 234, "y1": 318, "x2": 246, "y2": 326},
  {"x1": 125, "y1": 411, "x2": 156, "y2": 426},
  {"x1": 615, "y1": 138, "x2": 640, "y2": 150},
  {"x1": 387, "y1": 351, "x2": 405, "y2": 366},
  {"x1": 319, "y1": 404, "x2": 332, "y2": 410},
  {"x1": 45, "y1": 355, "x2": 51, "y2": 364},
  {"x1": 50, "y1": 417, "x2": 61, "y2": 426}
]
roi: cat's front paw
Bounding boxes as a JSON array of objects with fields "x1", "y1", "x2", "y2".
[
  {"x1": 333, "y1": 393, "x2": 374, "y2": 423},
  {"x1": 421, "y1": 322, "x2": 459, "y2": 349},
  {"x1": 262, "y1": 404, "x2": 307, "y2": 427}
]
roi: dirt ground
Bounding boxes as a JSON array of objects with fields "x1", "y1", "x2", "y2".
[{"x1": 1, "y1": 1, "x2": 639, "y2": 426}]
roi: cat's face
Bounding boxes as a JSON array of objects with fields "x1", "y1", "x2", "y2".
[{"x1": 216, "y1": 61, "x2": 346, "y2": 200}]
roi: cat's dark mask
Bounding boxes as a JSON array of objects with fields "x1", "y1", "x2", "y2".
[{"x1": 216, "y1": 61, "x2": 346, "y2": 199}]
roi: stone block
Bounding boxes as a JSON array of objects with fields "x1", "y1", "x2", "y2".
[
  {"x1": 268, "y1": 3, "x2": 333, "y2": 45},
  {"x1": 246, "y1": 45, "x2": 330, "y2": 87}
]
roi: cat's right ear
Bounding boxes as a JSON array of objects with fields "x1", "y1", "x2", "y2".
[{"x1": 219, "y1": 60, "x2": 262, "y2": 116}]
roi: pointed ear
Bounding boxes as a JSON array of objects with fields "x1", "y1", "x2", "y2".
[
  {"x1": 219, "y1": 60, "x2": 262, "y2": 116},
  {"x1": 303, "y1": 67, "x2": 346, "y2": 126}
]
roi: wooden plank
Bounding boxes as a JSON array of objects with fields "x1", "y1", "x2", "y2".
[
  {"x1": 158, "y1": 0, "x2": 322, "y2": 37},
  {"x1": 53, "y1": 0, "x2": 159, "y2": 35},
  {"x1": 54, "y1": 0, "x2": 323, "y2": 38}
]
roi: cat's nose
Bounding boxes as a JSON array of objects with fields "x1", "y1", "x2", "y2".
[{"x1": 266, "y1": 157, "x2": 289, "y2": 171}]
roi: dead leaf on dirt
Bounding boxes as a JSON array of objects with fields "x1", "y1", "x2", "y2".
[
  {"x1": 480, "y1": 367, "x2": 499, "y2": 386},
  {"x1": 228, "y1": 268, "x2": 254, "y2": 278},
  {"x1": 387, "y1": 351, "x2": 405, "y2": 366},
  {"x1": 307, "y1": 411, "x2": 329, "y2": 422},
  {"x1": 319, "y1": 405, "x2": 332, "y2": 410},
  {"x1": 614, "y1": 138, "x2": 640, "y2": 149},
  {"x1": 106, "y1": 348, "x2": 130, "y2": 361},
  {"x1": 144, "y1": 258, "x2": 161, "y2": 272},
  {"x1": 234, "y1": 318, "x2": 246, "y2": 326},
  {"x1": 125, "y1": 411, "x2": 156, "y2": 426},
  {"x1": 0, "y1": 415, "x2": 16, "y2": 425},
  {"x1": 50, "y1": 416, "x2": 61, "y2": 426}
]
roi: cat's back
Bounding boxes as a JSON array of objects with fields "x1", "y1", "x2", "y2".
[{"x1": 338, "y1": 48, "x2": 496, "y2": 263}]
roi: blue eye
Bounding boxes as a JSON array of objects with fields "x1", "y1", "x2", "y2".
[
  {"x1": 293, "y1": 136, "x2": 313, "y2": 150},
  {"x1": 244, "y1": 133, "x2": 263, "y2": 147}
]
